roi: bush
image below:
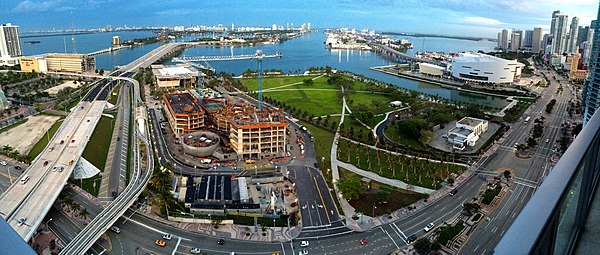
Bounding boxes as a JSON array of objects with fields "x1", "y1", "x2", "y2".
[{"x1": 481, "y1": 185, "x2": 502, "y2": 205}]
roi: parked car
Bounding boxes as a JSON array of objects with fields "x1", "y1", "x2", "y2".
[
  {"x1": 0, "y1": 160, "x2": 6, "y2": 166},
  {"x1": 449, "y1": 189, "x2": 458, "y2": 196},
  {"x1": 298, "y1": 249, "x2": 308, "y2": 255},
  {"x1": 424, "y1": 222, "x2": 435, "y2": 232},
  {"x1": 163, "y1": 233, "x2": 172, "y2": 240},
  {"x1": 190, "y1": 248, "x2": 202, "y2": 254},
  {"x1": 300, "y1": 240, "x2": 309, "y2": 247},
  {"x1": 217, "y1": 239, "x2": 225, "y2": 245},
  {"x1": 360, "y1": 238, "x2": 368, "y2": 245}
]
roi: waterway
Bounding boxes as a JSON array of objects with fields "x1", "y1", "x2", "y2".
[{"x1": 19, "y1": 31, "x2": 508, "y2": 108}]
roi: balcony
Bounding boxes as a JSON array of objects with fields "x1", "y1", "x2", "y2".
[{"x1": 495, "y1": 110, "x2": 600, "y2": 254}]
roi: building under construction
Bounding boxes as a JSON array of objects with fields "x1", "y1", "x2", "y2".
[
  {"x1": 163, "y1": 92, "x2": 205, "y2": 137},
  {"x1": 229, "y1": 108, "x2": 288, "y2": 159}
]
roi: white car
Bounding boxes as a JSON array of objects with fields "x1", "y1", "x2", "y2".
[
  {"x1": 17, "y1": 217, "x2": 27, "y2": 226},
  {"x1": 424, "y1": 222, "x2": 435, "y2": 232},
  {"x1": 0, "y1": 161, "x2": 6, "y2": 166},
  {"x1": 163, "y1": 233, "x2": 172, "y2": 240},
  {"x1": 190, "y1": 248, "x2": 202, "y2": 254},
  {"x1": 300, "y1": 240, "x2": 309, "y2": 247},
  {"x1": 298, "y1": 249, "x2": 309, "y2": 255}
]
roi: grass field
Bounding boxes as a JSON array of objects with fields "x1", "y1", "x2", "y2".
[
  {"x1": 241, "y1": 75, "x2": 342, "y2": 117},
  {"x1": 109, "y1": 85, "x2": 120, "y2": 105},
  {"x1": 339, "y1": 167, "x2": 425, "y2": 216},
  {"x1": 337, "y1": 139, "x2": 465, "y2": 190},
  {"x1": 72, "y1": 175, "x2": 102, "y2": 197},
  {"x1": 82, "y1": 112, "x2": 117, "y2": 170},
  {"x1": 27, "y1": 118, "x2": 64, "y2": 159}
]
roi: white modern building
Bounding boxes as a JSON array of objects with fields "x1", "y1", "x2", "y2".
[
  {"x1": 0, "y1": 23, "x2": 22, "y2": 66},
  {"x1": 447, "y1": 117, "x2": 489, "y2": 150},
  {"x1": 450, "y1": 53, "x2": 525, "y2": 84},
  {"x1": 418, "y1": 63, "x2": 445, "y2": 76}
]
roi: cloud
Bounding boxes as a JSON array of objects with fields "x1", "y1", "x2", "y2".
[
  {"x1": 13, "y1": 0, "x2": 75, "y2": 13},
  {"x1": 461, "y1": 16, "x2": 505, "y2": 26}
]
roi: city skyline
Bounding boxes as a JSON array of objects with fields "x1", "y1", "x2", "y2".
[{"x1": 0, "y1": 0, "x2": 598, "y2": 38}]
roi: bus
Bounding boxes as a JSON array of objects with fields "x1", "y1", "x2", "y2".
[{"x1": 524, "y1": 116, "x2": 531, "y2": 123}]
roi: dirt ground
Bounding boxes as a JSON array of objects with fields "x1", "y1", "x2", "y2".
[
  {"x1": 0, "y1": 114, "x2": 60, "y2": 154},
  {"x1": 44, "y1": 80, "x2": 80, "y2": 94}
]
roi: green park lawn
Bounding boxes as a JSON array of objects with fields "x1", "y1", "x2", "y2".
[
  {"x1": 82, "y1": 112, "x2": 117, "y2": 170},
  {"x1": 337, "y1": 139, "x2": 465, "y2": 190}
]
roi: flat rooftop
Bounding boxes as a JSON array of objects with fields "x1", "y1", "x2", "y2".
[
  {"x1": 153, "y1": 64, "x2": 198, "y2": 79},
  {"x1": 231, "y1": 109, "x2": 287, "y2": 127},
  {"x1": 164, "y1": 92, "x2": 202, "y2": 115},
  {"x1": 449, "y1": 127, "x2": 473, "y2": 136},
  {"x1": 453, "y1": 53, "x2": 514, "y2": 64},
  {"x1": 457, "y1": 117, "x2": 486, "y2": 127}
]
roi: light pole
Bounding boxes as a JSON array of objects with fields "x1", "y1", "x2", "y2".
[
  {"x1": 46, "y1": 218, "x2": 53, "y2": 230},
  {"x1": 372, "y1": 204, "x2": 377, "y2": 217}
]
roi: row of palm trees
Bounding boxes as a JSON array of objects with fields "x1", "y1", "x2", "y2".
[
  {"x1": 149, "y1": 162, "x2": 178, "y2": 215},
  {"x1": 0, "y1": 145, "x2": 30, "y2": 164},
  {"x1": 59, "y1": 194, "x2": 90, "y2": 220}
]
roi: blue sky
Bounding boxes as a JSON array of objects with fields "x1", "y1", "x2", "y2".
[{"x1": 1, "y1": 0, "x2": 598, "y2": 38}]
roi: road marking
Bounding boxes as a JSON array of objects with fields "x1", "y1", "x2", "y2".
[
  {"x1": 313, "y1": 176, "x2": 331, "y2": 224},
  {"x1": 281, "y1": 242, "x2": 286, "y2": 255},
  {"x1": 171, "y1": 237, "x2": 182, "y2": 255},
  {"x1": 380, "y1": 227, "x2": 399, "y2": 249}
]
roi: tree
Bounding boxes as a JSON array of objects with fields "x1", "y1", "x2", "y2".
[
  {"x1": 397, "y1": 118, "x2": 428, "y2": 139},
  {"x1": 211, "y1": 219, "x2": 223, "y2": 229},
  {"x1": 463, "y1": 202, "x2": 481, "y2": 216},
  {"x1": 414, "y1": 238, "x2": 435, "y2": 255},
  {"x1": 447, "y1": 177, "x2": 455, "y2": 186},
  {"x1": 337, "y1": 176, "x2": 364, "y2": 200},
  {"x1": 79, "y1": 208, "x2": 89, "y2": 219},
  {"x1": 503, "y1": 170, "x2": 511, "y2": 179},
  {"x1": 419, "y1": 129, "x2": 433, "y2": 144},
  {"x1": 303, "y1": 78, "x2": 313, "y2": 85},
  {"x1": 99, "y1": 69, "x2": 105, "y2": 75}
]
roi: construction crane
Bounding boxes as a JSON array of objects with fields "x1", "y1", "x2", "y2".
[{"x1": 173, "y1": 50, "x2": 281, "y2": 109}]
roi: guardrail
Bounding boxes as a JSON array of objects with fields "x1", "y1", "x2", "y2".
[{"x1": 494, "y1": 110, "x2": 600, "y2": 254}]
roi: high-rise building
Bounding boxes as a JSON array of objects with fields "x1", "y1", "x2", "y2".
[
  {"x1": 568, "y1": 17, "x2": 580, "y2": 53},
  {"x1": 501, "y1": 29, "x2": 510, "y2": 50},
  {"x1": 523, "y1": 30, "x2": 534, "y2": 49},
  {"x1": 532, "y1": 27, "x2": 543, "y2": 54},
  {"x1": 0, "y1": 23, "x2": 22, "y2": 66},
  {"x1": 582, "y1": 5, "x2": 600, "y2": 124},
  {"x1": 497, "y1": 32, "x2": 502, "y2": 49},
  {"x1": 112, "y1": 36, "x2": 121, "y2": 46},
  {"x1": 550, "y1": 11, "x2": 569, "y2": 54},
  {"x1": 578, "y1": 26, "x2": 590, "y2": 47},
  {"x1": 511, "y1": 32, "x2": 521, "y2": 51}
]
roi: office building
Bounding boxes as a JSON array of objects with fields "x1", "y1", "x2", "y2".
[
  {"x1": 533, "y1": 27, "x2": 543, "y2": 54},
  {"x1": 511, "y1": 32, "x2": 521, "y2": 51},
  {"x1": 551, "y1": 12, "x2": 569, "y2": 54},
  {"x1": 0, "y1": 23, "x2": 22, "y2": 66},
  {"x1": 18, "y1": 56, "x2": 48, "y2": 72},
  {"x1": 446, "y1": 117, "x2": 489, "y2": 151},
  {"x1": 450, "y1": 53, "x2": 525, "y2": 84},
  {"x1": 501, "y1": 29, "x2": 510, "y2": 50},
  {"x1": 163, "y1": 92, "x2": 205, "y2": 137},
  {"x1": 152, "y1": 64, "x2": 199, "y2": 89},
  {"x1": 578, "y1": 25, "x2": 590, "y2": 47},
  {"x1": 569, "y1": 47, "x2": 587, "y2": 81},
  {"x1": 568, "y1": 17, "x2": 579, "y2": 53},
  {"x1": 583, "y1": 8, "x2": 600, "y2": 125},
  {"x1": 229, "y1": 109, "x2": 288, "y2": 159},
  {"x1": 523, "y1": 30, "x2": 534, "y2": 49},
  {"x1": 497, "y1": 32, "x2": 502, "y2": 49},
  {"x1": 112, "y1": 36, "x2": 121, "y2": 46},
  {"x1": 45, "y1": 54, "x2": 96, "y2": 73}
]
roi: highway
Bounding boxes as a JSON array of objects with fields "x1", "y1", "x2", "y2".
[{"x1": 460, "y1": 65, "x2": 578, "y2": 254}]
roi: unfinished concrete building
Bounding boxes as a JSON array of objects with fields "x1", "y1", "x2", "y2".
[{"x1": 163, "y1": 92, "x2": 205, "y2": 137}]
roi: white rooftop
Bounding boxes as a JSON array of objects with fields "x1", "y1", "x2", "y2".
[
  {"x1": 453, "y1": 52, "x2": 520, "y2": 65},
  {"x1": 158, "y1": 66, "x2": 195, "y2": 76}
]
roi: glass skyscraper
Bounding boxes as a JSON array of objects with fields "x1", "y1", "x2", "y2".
[{"x1": 583, "y1": 4, "x2": 600, "y2": 125}]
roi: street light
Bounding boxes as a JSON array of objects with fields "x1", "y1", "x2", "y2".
[{"x1": 372, "y1": 205, "x2": 377, "y2": 217}]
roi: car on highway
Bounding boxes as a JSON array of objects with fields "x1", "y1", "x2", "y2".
[
  {"x1": 424, "y1": 222, "x2": 435, "y2": 232},
  {"x1": 117, "y1": 137, "x2": 120, "y2": 141},
  {"x1": 110, "y1": 226, "x2": 121, "y2": 234},
  {"x1": 0, "y1": 160, "x2": 7, "y2": 166},
  {"x1": 14, "y1": 165, "x2": 21, "y2": 170},
  {"x1": 163, "y1": 233, "x2": 172, "y2": 240},
  {"x1": 300, "y1": 240, "x2": 309, "y2": 247},
  {"x1": 449, "y1": 189, "x2": 458, "y2": 196},
  {"x1": 43, "y1": 161, "x2": 49, "y2": 166},
  {"x1": 60, "y1": 140, "x2": 65, "y2": 144},
  {"x1": 360, "y1": 238, "x2": 368, "y2": 245},
  {"x1": 298, "y1": 249, "x2": 308, "y2": 255},
  {"x1": 406, "y1": 234, "x2": 417, "y2": 243},
  {"x1": 154, "y1": 239, "x2": 166, "y2": 247},
  {"x1": 217, "y1": 239, "x2": 225, "y2": 245},
  {"x1": 190, "y1": 248, "x2": 201, "y2": 254}
]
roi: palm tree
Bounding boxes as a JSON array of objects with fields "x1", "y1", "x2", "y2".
[{"x1": 79, "y1": 208, "x2": 89, "y2": 219}]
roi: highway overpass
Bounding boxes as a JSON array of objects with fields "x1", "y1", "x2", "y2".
[{"x1": 0, "y1": 43, "x2": 186, "y2": 241}]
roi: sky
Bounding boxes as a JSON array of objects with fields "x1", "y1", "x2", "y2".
[{"x1": 1, "y1": 0, "x2": 599, "y2": 38}]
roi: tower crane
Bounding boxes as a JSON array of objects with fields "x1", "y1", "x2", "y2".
[{"x1": 172, "y1": 50, "x2": 282, "y2": 109}]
